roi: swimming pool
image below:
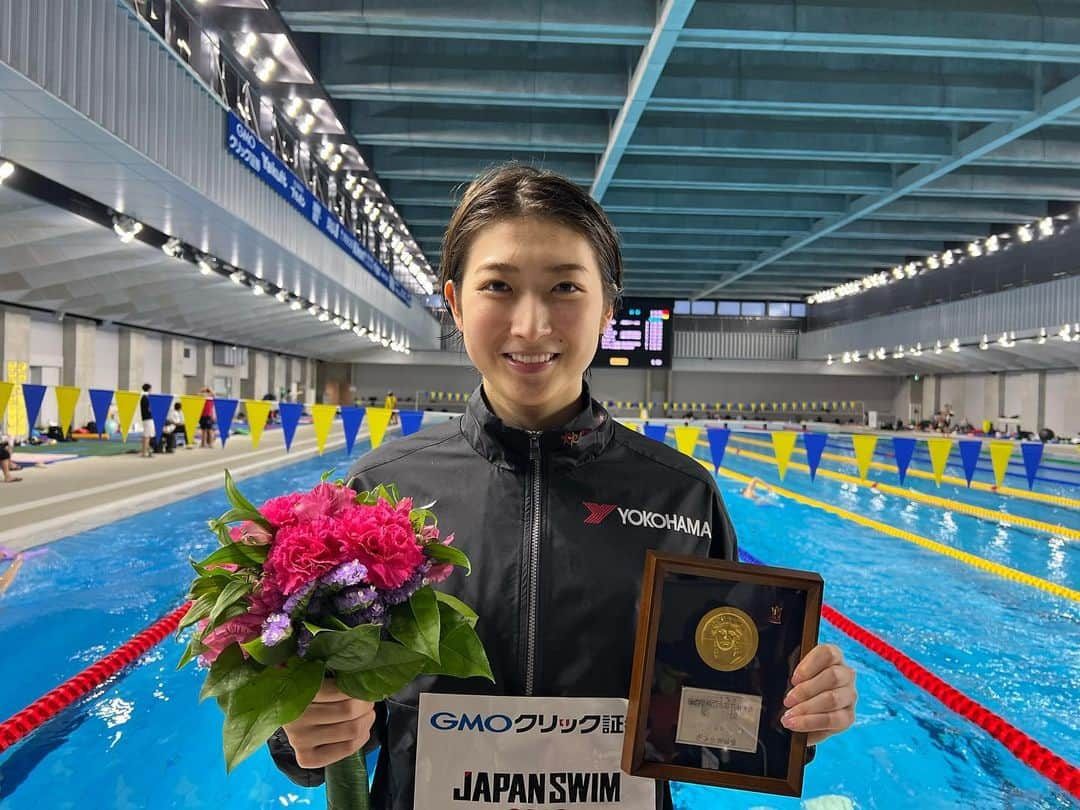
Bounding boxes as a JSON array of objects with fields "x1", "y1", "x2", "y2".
[{"x1": 0, "y1": 431, "x2": 1076, "y2": 809}]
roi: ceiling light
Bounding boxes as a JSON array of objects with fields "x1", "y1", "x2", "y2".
[
  {"x1": 318, "y1": 311, "x2": 330, "y2": 322},
  {"x1": 197, "y1": 256, "x2": 215, "y2": 276},
  {"x1": 340, "y1": 320, "x2": 352, "y2": 331},
  {"x1": 1037, "y1": 327, "x2": 1047, "y2": 345},
  {"x1": 298, "y1": 114, "x2": 316, "y2": 135},
  {"x1": 285, "y1": 96, "x2": 305, "y2": 118},
  {"x1": 381, "y1": 337, "x2": 391, "y2": 347},
  {"x1": 949, "y1": 338, "x2": 960, "y2": 352},
  {"x1": 979, "y1": 334, "x2": 989, "y2": 350},
  {"x1": 926, "y1": 255, "x2": 940, "y2": 270},
  {"x1": 332, "y1": 316, "x2": 343, "y2": 326},
  {"x1": 230, "y1": 269, "x2": 246, "y2": 285},
  {"x1": 237, "y1": 32, "x2": 258, "y2": 59},
  {"x1": 308, "y1": 304, "x2": 321, "y2": 316},
  {"x1": 1038, "y1": 216, "x2": 1054, "y2": 237},
  {"x1": 968, "y1": 241, "x2": 983, "y2": 258},
  {"x1": 344, "y1": 175, "x2": 357, "y2": 190},
  {"x1": 252, "y1": 282, "x2": 267, "y2": 296},
  {"x1": 1060, "y1": 324, "x2": 1072, "y2": 341},
  {"x1": 1018, "y1": 224, "x2": 1033, "y2": 242},
  {"x1": 941, "y1": 250, "x2": 955, "y2": 267},
  {"x1": 255, "y1": 57, "x2": 277, "y2": 83},
  {"x1": 912, "y1": 342, "x2": 923, "y2": 357},
  {"x1": 161, "y1": 237, "x2": 183, "y2": 259},
  {"x1": 0, "y1": 161, "x2": 15, "y2": 183},
  {"x1": 318, "y1": 142, "x2": 335, "y2": 161},
  {"x1": 934, "y1": 340, "x2": 943, "y2": 354},
  {"x1": 985, "y1": 235, "x2": 1000, "y2": 253},
  {"x1": 841, "y1": 352, "x2": 851, "y2": 364},
  {"x1": 274, "y1": 290, "x2": 288, "y2": 303},
  {"x1": 826, "y1": 354, "x2": 834, "y2": 366},
  {"x1": 290, "y1": 299, "x2": 303, "y2": 311},
  {"x1": 112, "y1": 214, "x2": 143, "y2": 243}
]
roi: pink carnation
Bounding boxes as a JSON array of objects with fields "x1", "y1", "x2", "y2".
[
  {"x1": 293, "y1": 482, "x2": 358, "y2": 523},
  {"x1": 199, "y1": 611, "x2": 263, "y2": 665},
  {"x1": 264, "y1": 516, "x2": 346, "y2": 596},
  {"x1": 334, "y1": 499, "x2": 423, "y2": 590},
  {"x1": 229, "y1": 520, "x2": 273, "y2": 545},
  {"x1": 259, "y1": 493, "x2": 304, "y2": 528},
  {"x1": 426, "y1": 532, "x2": 456, "y2": 584}
]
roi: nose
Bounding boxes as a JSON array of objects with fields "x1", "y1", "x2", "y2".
[{"x1": 509, "y1": 294, "x2": 552, "y2": 343}]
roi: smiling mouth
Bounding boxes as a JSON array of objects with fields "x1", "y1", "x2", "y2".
[{"x1": 504, "y1": 352, "x2": 559, "y2": 365}]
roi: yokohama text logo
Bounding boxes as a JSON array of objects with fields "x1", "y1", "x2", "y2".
[{"x1": 582, "y1": 502, "x2": 711, "y2": 539}]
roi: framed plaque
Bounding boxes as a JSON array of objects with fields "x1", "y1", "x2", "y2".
[{"x1": 622, "y1": 551, "x2": 823, "y2": 797}]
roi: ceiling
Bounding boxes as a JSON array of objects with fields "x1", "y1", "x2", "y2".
[{"x1": 276, "y1": 0, "x2": 1080, "y2": 301}]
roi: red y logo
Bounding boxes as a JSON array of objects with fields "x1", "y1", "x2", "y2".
[{"x1": 583, "y1": 502, "x2": 617, "y2": 525}]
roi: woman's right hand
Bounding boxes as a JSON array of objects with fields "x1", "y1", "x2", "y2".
[{"x1": 282, "y1": 679, "x2": 376, "y2": 769}]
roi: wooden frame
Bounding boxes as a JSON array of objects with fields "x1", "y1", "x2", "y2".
[{"x1": 622, "y1": 551, "x2": 823, "y2": 797}]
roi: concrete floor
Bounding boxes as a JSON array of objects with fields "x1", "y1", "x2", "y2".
[{"x1": 0, "y1": 424, "x2": 367, "y2": 552}]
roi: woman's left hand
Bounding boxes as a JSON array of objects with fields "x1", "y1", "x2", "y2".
[{"x1": 780, "y1": 643, "x2": 857, "y2": 745}]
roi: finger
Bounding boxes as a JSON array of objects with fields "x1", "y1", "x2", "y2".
[
  {"x1": 782, "y1": 685, "x2": 857, "y2": 719},
  {"x1": 296, "y1": 739, "x2": 364, "y2": 770},
  {"x1": 781, "y1": 708, "x2": 854, "y2": 734},
  {"x1": 312, "y1": 680, "x2": 352, "y2": 702},
  {"x1": 309, "y1": 714, "x2": 375, "y2": 747},
  {"x1": 302, "y1": 699, "x2": 375, "y2": 726},
  {"x1": 784, "y1": 664, "x2": 854, "y2": 708},
  {"x1": 791, "y1": 643, "x2": 844, "y2": 685}
]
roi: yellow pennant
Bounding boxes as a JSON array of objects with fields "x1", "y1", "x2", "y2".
[
  {"x1": 771, "y1": 431, "x2": 798, "y2": 480},
  {"x1": 115, "y1": 390, "x2": 141, "y2": 443},
  {"x1": 0, "y1": 381, "x2": 13, "y2": 421},
  {"x1": 55, "y1": 386, "x2": 81, "y2": 433},
  {"x1": 927, "y1": 437, "x2": 954, "y2": 486},
  {"x1": 311, "y1": 404, "x2": 337, "y2": 454},
  {"x1": 989, "y1": 441, "x2": 1013, "y2": 488},
  {"x1": 243, "y1": 400, "x2": 271, "y2": 450},
  {"x1": 366, "y1": 406, "x2": 392, "y2": 449},
  {"x1": 851, "y1": 435, "x2": 878, "y2": 481},
  {"x1": 180, "y1": 395, "x2": 206, "y2": 447},
  {"x1": 674, "y1": 426, "x2": 701, "y2": 458},
  {"x1": 618, "y1": 421, "x2": 640, "y2": 433}
]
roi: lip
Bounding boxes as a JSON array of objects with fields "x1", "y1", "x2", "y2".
[{"x1": 503, "y1": 352, "x2": 560, "y2": 374}]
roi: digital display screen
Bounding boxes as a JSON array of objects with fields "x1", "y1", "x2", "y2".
[{"x1": 593, "y1": 297, "x2": 674, "y2": 369}]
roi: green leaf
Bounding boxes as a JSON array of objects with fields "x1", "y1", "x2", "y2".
[
  {"x1": 221, "y1": 657, "x2": 325, "y2": 773},
  {"x1": 176, "y1": 635, "x2": 207, "y2": 670},
  {"x1": 320, "y1": 468, "x2": 337, "y2": 482},
  {"x1": 424, "y1": 542, "x2": 472, "y2": 576},
  {"x1": 426, "y1": 602, "x2": 493, "y2": 681},
  {"x1": 241, "y1": 633, "x2": 297, "y2": 667},
  {"x1": 198, "y1": 543, "x2": 265, "y2": 572},
  {"x1": 304, "y1": 623, "x2": 381, "y2": 672},
  {"x1": 388, "y1": 587, "x2": 441, "y2": 664},
  {"x1": 334, "y1": 642, "x2": 430, "y2": 702},
  {"x1": 409, "y1": 508, "x2": 437, "y2": 534},
  {"x1": 207, "y1": 579, "x2": 251, "y2": 628},
  {"x1": 434, "y1": 591, "x2": 478, "y2": 628},
  {"x1": 222, "y1": 470, "x2": 272, "y2": 530},
  {"x1": 199, "y1": 644, "x2": 262, "y2": 701},
  {"x1": 176, "y1": 593, "x2": 216, "y2": 634}
]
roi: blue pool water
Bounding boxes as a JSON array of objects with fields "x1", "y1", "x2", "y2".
[{"x1": 0, "y1": 433, "x2": 1077, "y2": 809}]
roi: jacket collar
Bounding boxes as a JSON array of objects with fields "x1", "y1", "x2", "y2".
[{"x1": 461, "y1": 381, "x2": 614, "y2": 470}]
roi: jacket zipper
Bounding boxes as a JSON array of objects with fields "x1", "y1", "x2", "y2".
[{"x1": 524, "y1": 431, "x2": 542, "y2": 696}]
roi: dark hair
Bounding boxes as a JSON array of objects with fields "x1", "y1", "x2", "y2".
[
  {"x1": 142, "y1": 383, "x2": 151, "y2": 392},
  {"x1": 440, "y1": 164, "x2": 623, "y2": 309}
]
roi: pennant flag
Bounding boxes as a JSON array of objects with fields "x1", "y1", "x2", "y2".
[
  {"x1": 0, "y1": 381, "x2": 11, "y2": 421},
  {"x1": 891, "y1": 436, "x2": 917, "y2": 486},
  {"x1": 279, "y1": 402, "x2": 303, "y2": 451},
  {"x1": 769, "y1": 431, "x2": 797, "y2": 480},
  {"x1": 926, "y1": 437, "x2": 953, "y2": 486},
  {"x1": 21, "y1": 383, "x2": 46, "y2": 432},
  {"x1": 55, "y1": 386, "x2": 81, "y2": 434},
  {"x1": 179, "y1": 396, "x2": 207, "y2": 447},
  {"x1": 851, "y1": 435, "x2": 878, "y2": 481},
  {"x1": 644, "y1": 423, "x2": 668, "y2": 444},
  {"x1": 706, "y1": 427, "x2": 730, "y2": 471},
  {"x1": 215, "y1": 398, "x2": 239, "y2": 448},
  {"x1": 148, "y1": 393, "x2": 173, "y2": 443},
  {"x1": 243, "y1": 399, "x2": 271, "y2": 450},
  {"x1": 802, "y1": 432, "x2": 828, "y2": 481},
  {"x1": 1021, "y1": 442, "x2": 1043, "y2": 490},
  {"x1": 88, "y1": 389, "x2": 113, "y2": 437},
  {"x1": 958, "y1": 440, "x2": 982, "y2": 487},
  {"x1": 618, "y1": 421, "x2": 640, "y2": 433},
  {"x1": 399, "y1": 410, "x2": 424, "y2": 437},
  {"x1": 674, "y1": 426, "x2": 701, "y2": 459},
  {"x1": 989, "y1": 441, "x2": 1013, "y2": 487},
  {"x1": 366, "y1": 406, "x2": 392, "y2": 449},
  {"x1": 115, "y1": 391, "x2": 141, "y2": 442},
  {"x1": 311, "y1": 404, "x2": 337, "y2": 454},
  {"x1": 340, "y1": 406, "x2": 365, "y2": 454}
]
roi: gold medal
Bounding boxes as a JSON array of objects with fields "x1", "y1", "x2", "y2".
[{"x1": 694, "y1": 606, "x2": 759, "y2": 672}]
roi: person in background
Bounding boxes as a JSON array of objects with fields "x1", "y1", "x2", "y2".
[
  {"x1": 1, "y1": 435, "x2": 21, "y2": 483},
  {"x1": 163, "y1": 401, "x2": 184, "y2": 453},
  {"x1": 198, "y1": 387, "x2": 216, "y2": 448},
  {"x1": 139, "y1": 383, "x2": 155, "y2": 458},
  {"x1": 384, "y1": 389, "x2": 398, "y2": 425}
]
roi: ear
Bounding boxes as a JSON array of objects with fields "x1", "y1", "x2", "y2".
[
  {"x1": 601, "y1": 302, "x2": 615, "y2": 336},
  {"x1": 444, "y1": 279, "x2": 464, "y2": 333}
]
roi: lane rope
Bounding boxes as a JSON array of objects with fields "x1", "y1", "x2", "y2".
[
  {"x1": 0, "y1": 602, "x2": 191, "y2": 753},
  {"x1": 710, "y1": 461, "x2": 1080, "y2": 603},
  {"x1": 723, "y1": 442, "x2": 1080, "y2": 541},
  {"x1": 727, "y1": 434, "x2": 1080, "y2": 510},
  {"x1": 737, "y1": 546, "x2": 1080, "y2": 799}
]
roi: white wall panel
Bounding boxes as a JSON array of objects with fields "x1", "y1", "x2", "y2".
[
  {"x1": 1003, "y1": 372, "x2": 1039, "y2": 426},
  {"x1": 93, "y1": 325, "x2": 120, "y2": 391},
  {"x1": 1044, "y1": 372, "x2": 1080, "y2": 436},
  {"x1": 29, "y1": 318, "x2": 63, "y2": 369}
]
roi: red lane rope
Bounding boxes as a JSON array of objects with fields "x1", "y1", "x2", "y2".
[
  {"x1": 0, "y1": 602, "x2": 191, "y2": 753},
  {"x1": 822, "y1": 603, "x2": 1080, "y2": 799}
]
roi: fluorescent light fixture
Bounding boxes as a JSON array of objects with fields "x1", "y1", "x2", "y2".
[
  {"x1": 274, "y1": 290, "x2": 288, "y2": 303},
  {"x1": 318, "y1": 311, "x2": 330, "y2": 322},
  {"x1": 926, "y1": 255, "x2": 940, "y2": 270},
  {"x1": 298, "y1": 114, "x2": 316, "y2": 135},
  {"x1": 967, "y1": 241, "x2": 983, "y2": 258},
  {"x1": 161, "y1": 237, "x2": 183, "y2": 259},
  {"x1": 941, "y1": 250, "x2": 955, "y2": 267},
  {"x1": 290, "y1": 299, "x2": 303, "y2": 311},
  {"x1": 934, "y1": 340, "x2": 943, "y2": 354},
  {"x1": 112, "y1": 214, "x2": 143, "y2": 243},
  {"x1": 255, "y1": 57, "x2": 277, "y2": 83},
  {"x1": 1018, "y1": 224, "x2": 1033, "y2": 242},
  {"x1": 985, "y1": 235, "x2": 999, "y2": 253},
  {"x1": 1037, "y1": 327, "x2": 1047, "y2": 345},
  {"x1": 237, "y1": 32, "x2": 258, "y2": 59},
  {"x1": 230, "y1": 269, "x2": 246, "y2": 285},
  {"x1": 197, "y1": 257, "x2": 215, "y2": 276},
  {"x1": 0, "y1": 161, "x2": 14, "y2": 182},
  {"x1": 979, "y1": 334, "x2": 989, "y2": 350},
  {"x1": 1038, "y1": 216, "x2": 1054, "y2": 237},
  {"x1": 285, "y1": 96, "x2": 305, "y2": 118},
  {"x1": 949, "y1": 338, "x2": 960, "y2": 352},
  {"x1": 826, "y1": 354, "x2": 834, "y2": 366}
]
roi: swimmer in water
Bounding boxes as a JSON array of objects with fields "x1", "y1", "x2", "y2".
[
  {"x1": 742, "y1": 477, "x2": 762, "y2": 499},
  {"x1": 0, "y1": 553, "x2": 23, "y2": 596}
]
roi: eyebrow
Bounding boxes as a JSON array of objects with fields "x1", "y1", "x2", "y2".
[{"x1": 474, "y1": 262, "x2": 588, "y2": 273}]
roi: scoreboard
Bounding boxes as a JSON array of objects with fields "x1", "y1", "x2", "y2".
[{"x1": 593, "y1": 297, "x2": 673, "y2": 369}]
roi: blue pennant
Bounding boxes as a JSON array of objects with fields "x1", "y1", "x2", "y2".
[
  {"x1": 802, "y1": 432, "x2": 828, "y2": 481},
  {"x1": 644, "y1": 423, "x2": 668, "y2": 444},
  {"x1": 958, "y1": 439, "x2": 982, "y2": 487},
  {"x1": 279, "y1": 403, "x2": 303, "y2": 451},
  {"x1": 21, "y1": 384, "x2": 46, "y2": 432},
  {"x1": 340, "y1": 406, "x2": 365, "y2": 454},
  {"x1": 891, "y1": 437, "x2": 917, "y2": 485},
  {"x1": 1020, "y1": 442, "x2": 1043, "y2": 490},
  {"x1": 148, "y1": 393, "x2": 173, "y2": 442},
  {"x1": 215, "y1": 399, "x2": 239, "y2": 448},
  {"x1": 705, "y1": 427, "x2": 730, "y2": 470},
  {"x1": 399, "y1": 410, "x2": 424, "y2": 437},
  {"x1": 88, "y1": 389, "x2": 114, "y2": 436}
]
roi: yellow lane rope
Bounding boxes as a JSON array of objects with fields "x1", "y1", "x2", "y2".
[
  {"x1": 722, "y1": 443, "x2": 1080, "y2": 541},
  {"x1": 727, "y1": 434, "x2": 1080, "y2": 510},
  {"x1": 704, "y1": 460, "x2": 1080, "y2": 604}
]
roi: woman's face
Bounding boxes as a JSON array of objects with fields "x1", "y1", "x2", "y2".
[{"x1": 445, "y1": 217, "x2": 614, "y2": 430}]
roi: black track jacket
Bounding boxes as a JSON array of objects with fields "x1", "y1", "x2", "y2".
[{"x1": 269, "y1": 383, "x2": 738, "y2": 809}]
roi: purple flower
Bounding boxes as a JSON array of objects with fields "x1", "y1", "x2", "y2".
[
  {"x1": 319, "y1": 560, "x2": 369, "y2": 590},
  {"x1": 297, "y1": 625, "x2": 314, "y2": 658},
  {"x1": 283, "y1": 580, "x2": 318, "y2": 616},
  {"x1": 356, "y1": 601, "x2": 387, "y2": 627},
  {"x1": 384, "y1": 563, "x2": 430, "y2": 606},
  {"x1": 334, "y1": 585, "x2": 377, "y2": 614},
  {"x1": 261, "y1": 612, "x2": 292, "y2": 647}
]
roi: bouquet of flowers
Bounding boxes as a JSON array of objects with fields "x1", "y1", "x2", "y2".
[{"x1": 177, "y1": 471, "x2": 492, "y2": 809}]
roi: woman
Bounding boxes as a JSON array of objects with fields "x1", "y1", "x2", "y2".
[
  {"x1": 269, "y1": 166, "x2": 856, "y2": 808},
  {"x1": 198, "y1": 387, "x2": 215, "y2": 448}
]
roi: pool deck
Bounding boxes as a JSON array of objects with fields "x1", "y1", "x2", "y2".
[{"x1": 0, "y1": 425, "x2": 367, "y2": 552}]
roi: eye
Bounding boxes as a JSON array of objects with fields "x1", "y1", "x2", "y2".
[
  {"x1": 480, "y1": 280, "x2": 510, "y2": 293},
  {"x1": 553, "y1": 281, "x2": 581, "y2": 293}
]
